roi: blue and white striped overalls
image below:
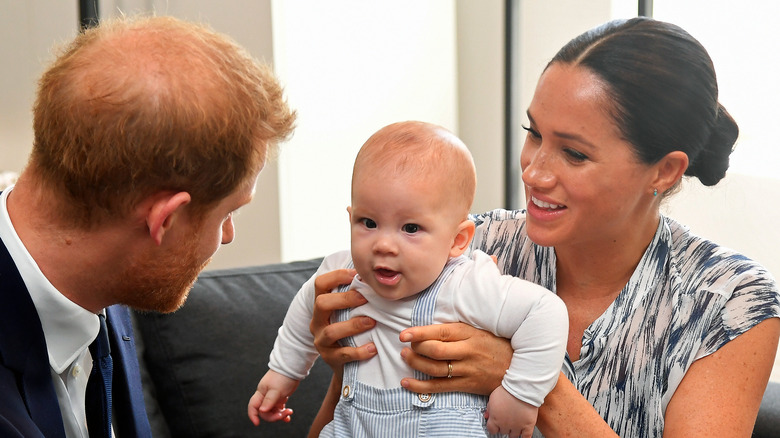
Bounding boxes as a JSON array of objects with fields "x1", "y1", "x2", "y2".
[{"x1": 319, "y1": 258, "x2": 502, "y2": 438}]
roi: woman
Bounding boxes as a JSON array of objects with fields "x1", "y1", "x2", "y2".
[{"x1": 308, "y1": 17, "x2": 780, "y2": 437}]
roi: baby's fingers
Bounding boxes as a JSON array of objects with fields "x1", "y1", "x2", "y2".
[
  {"x1": 258, "y1": 406, "x2": 294, "y2": 423},
  {"x1": 247, "y1": 392, "x2": 265, "y2": 425}
]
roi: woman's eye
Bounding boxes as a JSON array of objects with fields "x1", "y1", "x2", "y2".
[
  {"x1": 402, "y1": 223, "x2": 420, "y2": 233},
  {"x1": 361, "y1": 218, "x2": 377, "y2": 229},
  {"x1": 564, "y1": 148, "x2": 588, "y2": 162},
  {"x1": 522, "y1": 125, "x2": 541, "y2": 140}
]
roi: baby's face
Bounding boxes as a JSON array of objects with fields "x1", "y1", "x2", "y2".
[{"x1": 349, "y1": 172, "x2": 461, "y2": 301}]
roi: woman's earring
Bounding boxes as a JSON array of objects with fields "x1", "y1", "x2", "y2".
[{"x1": 653, "y1": 188, "x2": 658, "y2": 197}]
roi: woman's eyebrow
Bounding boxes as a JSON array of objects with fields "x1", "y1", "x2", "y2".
[{"x1": 526, "y1": 110, "x2": 597, "y2": 149}]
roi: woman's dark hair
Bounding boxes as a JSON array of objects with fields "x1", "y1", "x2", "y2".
[{"x1": 549, "y1": 17, "x2": 738, "y2": 186}]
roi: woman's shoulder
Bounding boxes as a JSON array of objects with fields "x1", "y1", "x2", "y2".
[
  {"x1": 662, "y1": 217, "x2": 779, "y2": 355},
  {"x1": 664, "y1": 216, "x2": 777, "y2": 293}
]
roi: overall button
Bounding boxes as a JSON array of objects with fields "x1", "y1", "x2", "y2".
[
  {"x1": 418, "y1": 393, "x2": 432, "y2": 402},
  {"x1": 342, "y1": 385, "x2": 351, "y2": 397}
]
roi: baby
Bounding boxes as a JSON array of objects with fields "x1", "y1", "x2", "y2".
[{"x1": 248, "y1": 121, "x2": 568, "y2": 437}]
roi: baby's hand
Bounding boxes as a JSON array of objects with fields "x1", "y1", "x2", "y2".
[
  {"x1": 485, "y1": 385, "x2": 537, "y2": 438},
  {"x1": 247, "y1": 370, "x2": 300, "y2": 426}
]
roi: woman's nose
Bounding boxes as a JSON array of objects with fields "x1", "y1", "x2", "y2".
[{"x1": 521, "y1": 147, "x2": 556, "y2": 189}]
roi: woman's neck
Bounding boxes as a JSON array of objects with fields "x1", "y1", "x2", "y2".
[
  {"x1": 554, "y1": 214, "x2": 660, "y2": 299},
  {"x1": 554, "y1": 214, "x2": 661, "y2": 361}
]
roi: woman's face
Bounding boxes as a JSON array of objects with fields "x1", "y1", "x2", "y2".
[{"x1": 520, "y1": 63, "x2": 658, "y2": 250}]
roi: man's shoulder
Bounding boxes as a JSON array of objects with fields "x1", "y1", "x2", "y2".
[{"x1": 0, "y1": 364, "x2": 54, "y2": 437}]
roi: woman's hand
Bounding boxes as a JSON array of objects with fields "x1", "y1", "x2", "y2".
[
  {"x1": 307, "y1": 268, "x2": 377, "y2": 438},
  {"x1": 398, "y1": 322, "x2": 513, "y2": 395},
  {"x1": 310, "y1": 269, "x2": 377, "y2": 371}
]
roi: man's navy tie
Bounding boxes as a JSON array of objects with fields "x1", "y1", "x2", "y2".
[{"x1": 86, "y1": 313, "x2": 113, "y2": 438}]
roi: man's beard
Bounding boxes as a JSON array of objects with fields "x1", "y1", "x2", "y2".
[{"x1": 116, "y1": 231, "x2": 212, "y2": 313}]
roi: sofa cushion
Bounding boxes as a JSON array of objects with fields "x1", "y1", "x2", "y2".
[{"x1": 133, "y1": 258, "x2": 331, "y2": 438}]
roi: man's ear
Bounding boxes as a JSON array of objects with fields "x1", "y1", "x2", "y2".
[
  {"x1": 652, "y1": 151, "x2": 689, "y2": 195},
  {"x1": 450, "y1": 219, "x2": 476, "y2": 258},
  {"x1": 146, "y1": 192, "x2": 192, "y2": 246}
]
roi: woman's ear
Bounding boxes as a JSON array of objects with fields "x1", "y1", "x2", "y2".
[
  {"x1": 145, "y1": 191, "x2": 192, "y2": 245},
  {"x1": 653, "y1": 151, "x2": 689, "y2": 194},
  {"x1": 450, "y1": 219, "x2": 476, "y2": 258}
]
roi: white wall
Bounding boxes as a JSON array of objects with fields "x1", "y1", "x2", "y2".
[
  {"x1": 0, "y1": 1, "x2": 77, "y2": 172},
  {"x1": 271, "y1": 0, "x2": 460, "y2": 262}
]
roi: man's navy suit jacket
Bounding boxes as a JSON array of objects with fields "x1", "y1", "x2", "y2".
[{"x1": 0, "y1": 233, "x2": 152, "y2": 437}]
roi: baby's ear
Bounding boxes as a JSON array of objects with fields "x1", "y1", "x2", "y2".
[{"x1": 450, "y1": 219, "x2": 475, "y2": 258}]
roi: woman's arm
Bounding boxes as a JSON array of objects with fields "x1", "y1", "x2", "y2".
[
  {"x1": 663, "y1": 317, "x2": 780, "y2": 437},
  {"x1": 307, "y1": 371, "x2": 342, "y2": 438},
  {"x1": 534, "y1": 373, "x2": 618, "y2": 437},
  {"x1": 401, "y1": 319, "x2": 780, "y2": 438},
  {"x1": 306, "y1": 269, "x2": 377, "y2": 438},
  {"x1": 399, "y1": 323, "x2": 618, "y2": 437}
]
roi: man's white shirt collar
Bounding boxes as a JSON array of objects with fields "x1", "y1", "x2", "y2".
[{"x1": 0, "y1": 186, "x2": 99, "y2": 374}]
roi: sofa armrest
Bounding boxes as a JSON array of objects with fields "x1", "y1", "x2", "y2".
[
  {"x1": 134, "y1": 258, "x2": 332, "y2": 438},
  {"x1": 754, "y1": 381, "x2": 780, "y2": 438}
]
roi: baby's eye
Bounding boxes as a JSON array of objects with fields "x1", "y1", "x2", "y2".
[
  {"x1": 402, "y1": 223, "x2": 420, "y2": 233},
  {"x1": 361, "y1": 218, "x2": 377, "y2": 229}
]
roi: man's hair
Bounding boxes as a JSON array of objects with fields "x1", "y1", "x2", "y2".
[
  {"x1": 30, "y1": 15, "x2": 296, "y2": 227},
  {"x1": 352, "y1": 121, "x2": 476, "y2": 218}
]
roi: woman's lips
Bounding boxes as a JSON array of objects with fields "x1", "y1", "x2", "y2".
[
  {"x1": 527, "y1": 195, "x2": 567, "y2": 221},
  {"x1": 530, "y1": 195, "x2": 564, "y2": 210}
]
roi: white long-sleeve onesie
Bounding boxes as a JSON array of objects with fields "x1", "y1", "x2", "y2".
[{"x1": 268, "y1": 249, "x2": 568, "y2": 407}]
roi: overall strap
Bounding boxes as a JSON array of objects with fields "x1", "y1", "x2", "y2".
[
  {"x1": 331, "y1": 260, "x2": 361, "y2": 402},
  {"x1": 409, "y1": 256, "x2": 467, "y2": 408}
]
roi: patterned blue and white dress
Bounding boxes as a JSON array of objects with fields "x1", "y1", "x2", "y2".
[{"x1": 470, "y1": 209, "x2": 780, "y2": 437}]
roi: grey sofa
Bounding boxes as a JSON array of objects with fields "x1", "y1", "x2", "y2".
[
  {"x1": 132, "y1": 258, "x2": 780, "y2": 438},
  {"x1": 133, "y1": 258, "x2": 331, "y2": 438}
]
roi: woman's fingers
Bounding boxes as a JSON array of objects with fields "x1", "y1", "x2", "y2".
[
  {"x1": 313, "y1": 268, "x2": 357, "y2": 297},
  {"x1": 314, "y1": 316, "x2": 377, "y2": 366},
  {"x1": 399, "y1": 322, "x2": 513, "y2": 395},
  {"x1": 310, "y1": 268, "x2": 377, "y2": 369},
  {"x1": 400, "y1": 321, "x2": 479, "y2": 345}
]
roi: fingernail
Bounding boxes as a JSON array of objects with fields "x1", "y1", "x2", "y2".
[
  {"x1": 399, "y1": 332, "x2": 410, "y2": 342},
  {"x1": 362, "y1": 316, "x2": 374, "y2": 326},
  {"x1": 400, "y1": 379, "x2": 409, "y2": 388},
  {"x1": 366, "y1": 343, "x2": 377, "y2": 354}
]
